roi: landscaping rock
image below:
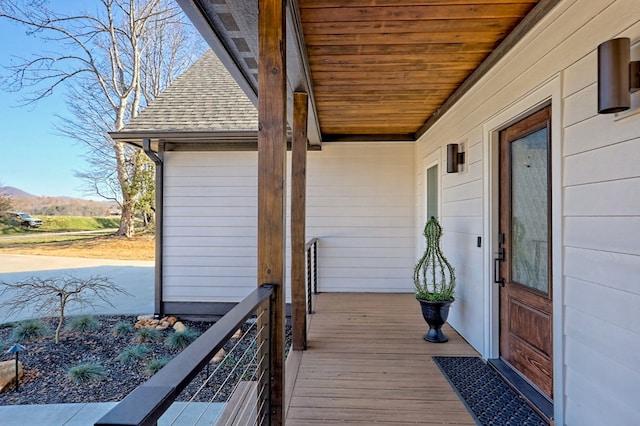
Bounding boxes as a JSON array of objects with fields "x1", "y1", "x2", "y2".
[
  {"x1": 212, "y1": 349, "x2": 226, "y2": 363},
  {"x1": 136, "y1": 317, "x2": 177, "y2": 330},
  {"x1": 137, "y1": 314, "x2": 154, "y2": 321},
  {"x1": 0, "y1": 360, "x2": 23, "y2": 393},
  {"x1": 173, "y1": 321, "x2": 186, "y2": 333}
]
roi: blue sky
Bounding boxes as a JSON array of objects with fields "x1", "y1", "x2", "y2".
[{"x1": 0, "y1": 13, "x2": 95, "y2": 199}]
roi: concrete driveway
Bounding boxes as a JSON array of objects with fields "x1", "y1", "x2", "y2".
[{"x1": 0, "y1": 254, "x2": 154, "y2": 322}]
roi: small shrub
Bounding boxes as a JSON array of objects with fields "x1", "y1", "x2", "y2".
[
  {"x1": 67, "y1": 362, "x2": 106, "y2": 385},
  {"x1": 146, "y1": 357, "x2": 171, "y2": 376},
  {"x1": 0, "y1": 321, "x2": 15, "y2": 330},
  {"x1": 166, "y1": 328, "x2": 200, "y2": 351},
  {"x1": 67, "y1": 315, "x2": 99, "y2": 332},
  {"x1": 119, "y1": 344, "x2": 151, "y2": 365},
  {"x1": 134, "y1": 327, "x2": 161, "y2": 343},
  {"x1": 112, "y1": 321, "x2": 134, "y2": 336},
  {"x1": 11, "y1": 319, "x2": 49, "y2": 342}
]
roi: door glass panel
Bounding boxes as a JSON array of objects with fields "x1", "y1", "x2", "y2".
[
  {"x1": 510, "y1": 128, "x2": 549, "y2": 293},
  {"x1": 426, "y1": 164, "x2": 438, "y2": 220}
]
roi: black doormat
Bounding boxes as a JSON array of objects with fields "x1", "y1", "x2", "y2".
[{"x1": 433, "y1": 356, "x2": 547, "y2": 426}]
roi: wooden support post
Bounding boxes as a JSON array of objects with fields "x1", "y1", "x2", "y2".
[
  {"x1": 291, "y1": 92, "x2": 308, "y2": 351},
  {"x1": 258, "y1": 0, "x2": 286, "y2": 424}
]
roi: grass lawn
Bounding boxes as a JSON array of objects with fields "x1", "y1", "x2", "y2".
[
  {"x1": 0, "y1": 234, "x2": 155, "y2": 260},
  {"x1": 0, "y1": 215, "x2": 120, "y2": 235},
  {"x1": 0, "y1": 215, "x2": 153, "y2": 260}
]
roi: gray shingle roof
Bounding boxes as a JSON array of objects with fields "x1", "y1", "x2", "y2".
[{"x1": 115, "y1": 50, "x2": 257, "y2": 135}]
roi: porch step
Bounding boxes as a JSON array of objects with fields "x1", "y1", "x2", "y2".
[
  {"x1": 215, "y1": 381, "x2": 258, "y2": 425},
  {"x1": 0, "y1": 402, "x2": 225, "y2": 426},
  {"x1": 160, "y1": 402, "x2": 226, "y2": 425}
]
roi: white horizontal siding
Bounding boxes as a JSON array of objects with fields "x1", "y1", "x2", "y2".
[
  {"x1": 164, "y1": 246, "x2": 254, "y2": 258},
  {"x1": 307, "y1": 143, "x2": 415, "y2": 293},
  {"x1": 564, "y1": 177, "x2": 640, "y2": 216},
  {"x1": 163, "y1": 151, "x2": 259, "y2": 303},
  {"x1": 164, "y1": 206, "x2": 257, "y2": 217},
  {"x1": 565, "y1": 216, "x2": 640, "y2": 256},
  {"x1": 415, "y1": 0, "x2": 640, "y2": 423},
  {"x1": 564, "y1": 336, "x2": 640, "y2": 426},
  {"x1": 564, "y1": 138, "x2": 640, "y2": 186},
  {"x1": 163, "y1": 143, "x2": 415, "y2": 303}
]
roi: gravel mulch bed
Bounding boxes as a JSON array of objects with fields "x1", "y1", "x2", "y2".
[{"x1": 0, "y1": 315, "x2": 289, "y2": 405}]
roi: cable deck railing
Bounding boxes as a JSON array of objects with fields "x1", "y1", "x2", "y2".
[
  {"x1": 305, "y1": 238, "x2": 319, "y2": 314},
  {"x1": 96, "y1": 239, "x2": 319, "y2": 425},
  {"x1": 95, "y1": 285, "x2": 276, "y2": 426}
]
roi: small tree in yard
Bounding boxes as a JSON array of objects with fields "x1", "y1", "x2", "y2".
[
  {"x1": 0, "y1": 184, "x2": 12, "y2": 212},
  {"x1": 0, "y1": 275, "x2": 131, "y2": 344}
]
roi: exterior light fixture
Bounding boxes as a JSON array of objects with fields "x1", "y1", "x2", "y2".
[
  {"x1": 5, "y1": 343, "x2": 26, "y2": 392},
  {"x1": 597, "y1": 37, "x2": 640, "y2": 114},
  {"x1": 446, "y1": 143, "x2": 465, "y2": 173}
]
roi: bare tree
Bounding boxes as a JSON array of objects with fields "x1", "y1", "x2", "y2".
[
  {"x1": 0, "y1": 275, "x2": 131, "y2": 344},
  {"x1": 0, "y1": 184, "x2": 12, "y2": 212},
  {"x1": 0, "y1": 0, "x2": 204, "y2": 236}
]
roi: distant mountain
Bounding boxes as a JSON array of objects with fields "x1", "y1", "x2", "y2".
[
  {"x1": 1, "y1": 186, "x2": 119, "y2": 217},
  {"x1": 1, "y1": 186, "x2": 37, "y2": 198}
]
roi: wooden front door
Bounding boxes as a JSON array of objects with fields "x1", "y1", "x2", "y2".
[{"x1": 498, "y1": 106, "x2": 553, "y2": 399}]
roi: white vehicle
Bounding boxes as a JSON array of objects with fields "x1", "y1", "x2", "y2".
[{"x1": 13, "y1": 212, "x2": 43, "y2": 228}]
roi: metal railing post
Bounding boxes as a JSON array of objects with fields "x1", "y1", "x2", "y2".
[
  {"x1": 313, "y1": 240, "x2": 318, "y2": 294},
  {"x1": 256, "y1": 286, "x2": 273, "y2": 425},
  {"x1": 307, "y1": 245, "x2": 313, "y2": 314}
]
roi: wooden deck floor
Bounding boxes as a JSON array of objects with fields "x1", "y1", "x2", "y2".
[{"x1": 285, "y1": 293, "x2": 479, "y2": 425}]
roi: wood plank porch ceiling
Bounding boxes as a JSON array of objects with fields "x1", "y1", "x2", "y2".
[
  {"x1": 180, "y1": 0, "x2": 553, "y2": 143},
  {"x1": 299, "y1": 0, "x2": 540, "y2": 140}
]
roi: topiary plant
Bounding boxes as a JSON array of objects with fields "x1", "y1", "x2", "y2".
[{"x1": 414, "y1": 216, "x2": 455, "y2": 302}]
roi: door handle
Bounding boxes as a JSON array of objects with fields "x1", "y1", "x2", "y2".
[{"x1": 494, "y1": 248, "x2": 505, "y2": 286}]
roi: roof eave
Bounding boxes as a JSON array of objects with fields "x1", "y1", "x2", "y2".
[
  {"x1": 177, "y1": 0, "x2": 322, "y2": 146},
  {"x1": 109, "y1": 130, "x2": 321, "y2": 152},
  {"x1": 176, "y1": 0, "x2": 258, "y2": 107}
]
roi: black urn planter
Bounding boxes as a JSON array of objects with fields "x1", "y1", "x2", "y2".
[{"x1": 418, "y1": 298, "x2": 454, "y2": 343}]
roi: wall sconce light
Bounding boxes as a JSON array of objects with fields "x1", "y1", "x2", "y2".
[
  {"x1": 598, "y1": 37, "x2": 640, "y2": 114},
  {"x1": 447, "y1": 143, "x2": 465, "y2": 173}
]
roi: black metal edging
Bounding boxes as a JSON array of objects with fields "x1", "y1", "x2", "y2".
[{"x1": 95, "y1": 285, "x2": 275, "y2": 426}]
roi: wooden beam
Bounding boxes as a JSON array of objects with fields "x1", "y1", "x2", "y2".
[
  {"x1": 258, "y1": 0, "x2": 286, "y2": 424},
  {"x1": 291, "y1": 92, "x2": 308, "y2": 351}
]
